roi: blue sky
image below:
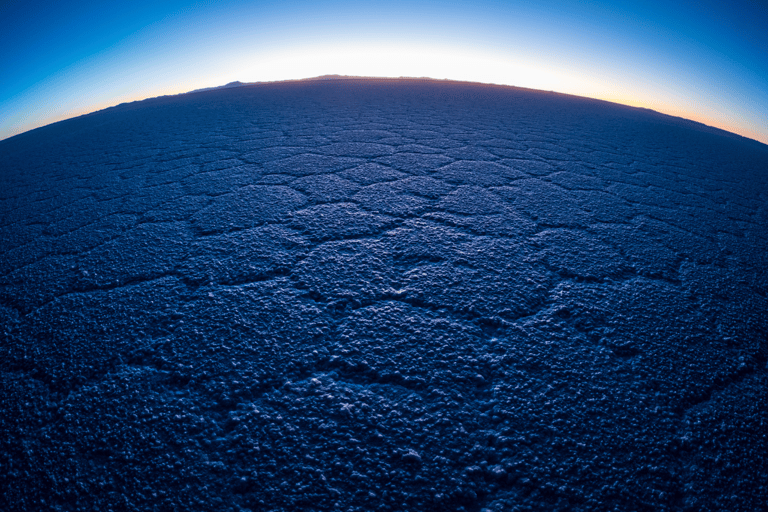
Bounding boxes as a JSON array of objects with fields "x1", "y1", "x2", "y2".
[{"x1": 2, "y1": 0, "x2": 766, "y2": 144}]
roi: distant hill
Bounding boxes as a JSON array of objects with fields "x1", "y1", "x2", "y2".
[{"x1": 188, "y1": 81, "x2": 248, "y2": 93}]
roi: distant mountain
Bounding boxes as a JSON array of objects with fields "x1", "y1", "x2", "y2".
[
  {"x1": 187, "y1": 75, "x2": 426, "y2": 95},
  {"x1": 188, "y1": 81, "x2": 249, "y2": 93}
]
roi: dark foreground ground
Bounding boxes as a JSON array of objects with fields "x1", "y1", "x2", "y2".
[{"x1": 1, "y1": 79, "x2": 767, "y2": 511}]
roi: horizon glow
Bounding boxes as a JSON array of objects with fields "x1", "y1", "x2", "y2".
[{"x1": 2, "y1": 1, "x2": 767, "y2": 144}]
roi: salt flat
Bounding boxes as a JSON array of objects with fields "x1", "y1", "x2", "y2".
[{"x1": 1, "y1": 78, "x2": 766, "y2": 511}]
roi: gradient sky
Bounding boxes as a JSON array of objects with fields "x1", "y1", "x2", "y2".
[{"x1": 2, "y1": 0, "x2": 766, "y2": 144}]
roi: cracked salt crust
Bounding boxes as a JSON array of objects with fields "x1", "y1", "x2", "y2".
[{"x1": 1, "y1": 79, "x2": 766, "y2": 511}]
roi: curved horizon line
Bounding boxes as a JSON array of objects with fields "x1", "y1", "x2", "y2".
[{"x1": 3, "y1": 75, "x2": 766, "y2": 149}]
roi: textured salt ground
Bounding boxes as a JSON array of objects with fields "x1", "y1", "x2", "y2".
[{"x1": 1, "y1": 79, "x2": 767, "y2": 511}]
